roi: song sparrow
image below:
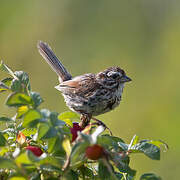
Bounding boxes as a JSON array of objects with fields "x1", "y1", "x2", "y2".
[{"x1": 37, "y1": 41, "x2": 131, "y2": 128}]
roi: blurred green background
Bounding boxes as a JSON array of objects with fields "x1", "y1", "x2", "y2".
[{"x1": 0, "y1": 0, "x2": 180, "y2": 179}]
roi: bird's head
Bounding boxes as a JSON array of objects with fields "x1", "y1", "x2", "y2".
[{"x1": 97, "y1": 67, "x2": 132, "y2": 84}]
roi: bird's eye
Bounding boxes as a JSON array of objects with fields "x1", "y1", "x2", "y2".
[
  {"x1": 107, "y1": 72, "x2": 120, "y2": 79},
  {"x1": 111, "y1": 73, "x2": 119, "y2": 79}
]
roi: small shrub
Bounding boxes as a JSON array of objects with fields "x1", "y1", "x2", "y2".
[{"x1": 0, "y1": 62, "x2": 168, "y2": 180}]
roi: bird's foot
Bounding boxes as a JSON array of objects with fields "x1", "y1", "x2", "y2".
[{"x1": 79, "y1": 114, "x2": 91, "y2": 129}]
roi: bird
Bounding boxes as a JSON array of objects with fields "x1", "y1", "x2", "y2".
[{"x1": 37, "y1": 41, "x2": 131, "y2": 129}]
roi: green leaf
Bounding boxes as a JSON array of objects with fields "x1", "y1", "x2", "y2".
[
  {"x1": 79, "y1": 166, "x2": 94, "y2": 179},
  {"x1": 15, "y1": 152, "x2": 32, "y2": 166},
  {"x1": 40, "y1": 164, "x2": 62, "y2": 173},
  {"x1": 0, "y1": 78, "x2": 12, "y2": 93},
  {"x1": 0, "y1": 82, "x2": 9, "y2": 93},
  {"x1": 0, "y1": 117, "x2": 13, "y2": 122},
  {"x1": 42, "y1": 127, "x2": 57, "y2": 139},
  {"x1": 47, "y1": 136, "x2": 64, "y2": 154},
  {"x1": 114, "y1": 157, "x2": 136, "y2": 177},
  {"x1": 60, "y1": 125, "x2": 72, "y2": 138},
  {"x1": 0, "y1": 156, "x2": 17, "y2": 169},
  {"x1": 0, "y1": 61, "x2": 17, "y2": 79},
  {"x1": 23, "y1": 109, "x2": 41, "y2": 127},
  {"x1": 122, "y1": 173, "x2": 134, "y2": 180},
  {"x1": 118, "y1": 142, "x2": 128, "y2": 151},
  {"x1": 140, "y1": 173, "x2": 161, "y2": 180},
  {"x1": 98, "y1": 135, "x2": 127, "y2": 151},
  {"x1": 17, "y1": 106, "x2": 29, "y2": 118},
  {"x1": 0, "y1": 88, "x2": 8, "y2": 93},
  {"x1": 146, "y1": 140, "x2": 168, "y2": 151},
  {"x1": 98, "y1": 161, "x2": 112, "y2": 180},
  {"x1": 63, "y1": 170, "x2": 78, "y2": 180},
  {"x1": 128, "y1": 135, "x2": 139, "y2": 150},
  {"x1": 131, "y1": 142, "x2": 160, "y2": 160},
  {"x1": 26, "y1": 172, "x2": 40, "y2": 180},
  {"x1": 10, "y1": 176, "x2": 27, "y2": 180},
  {"x1": 70, "y1": 141, "x2": 90, "y2": 167},
  {"x1": 50, "y1": 112, "x2": 65, "y2": 127},
  {"x1": 58, "y1": 111, "x2": 79, "y2": 122},
  {"x1": 98, "y1": 135, "x2": 124, "y2": 151},
  {"x1": 80, "y1": 132, "x2": 92, "y2": 144},
  {"x1": 0, "y1": 147, "x2": 9, "y2": 156},
  {"x1": 114, "y1": 172, "x2": 123, "y2": 179},
  {"x1": 110, "y1": 152, "x2": 135, "y2": 177},
  {"x1": 2, "y1": 77, "x2": 13, "y2": 87},
  {"x1": 62, "y1": 118, "x2": 73, "y2": 127},
  {"x1": 11, "y1": 79, "x2": 22, "y2": 92},
  {"x1": 116, "y1": 163, "x2": 136, "y2": 177},
  {"x1": 39, "y1": 156, "x2": 64, "y2": 167},
  {"x1": 62, "y1": 138, "x2": 72, "y2": 157},
  {"x1": 40, "y1": 109, "x2": 51, "y2": 118},
  {"x1": 48, "y1": 137, "x2": 58, "y2": 153},
  {"x1": 30, "y1": 92, "x2": 43, "y2": 108},
  {"x1": 0, "y1": 132, "x2": 7, "y2": 146},
  {"x1": 27, "y1": 150, "x2": 41, "y2": 162},
  {"x1": 0, "y1": 69, "x2": 31, "y2": 93},
  {"x1": 2, "y1": 128, "x2": 15, "y2": 137},
  {"x1": 6, "y1": 92, "x2": 33, "y2": 107},
  {"x1": 21, "y1": 128, "x2": 37, "y2": 137},
  {"x1": 38, "y1": 123, "x2": 50, "y2": 140},
  {"x1": 14, "y1": 71, "x2": 31, "y2": 91}
]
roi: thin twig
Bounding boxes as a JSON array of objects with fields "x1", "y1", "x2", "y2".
[{"x1": 92, "y1": 117, "x2": 113, "y2": 136}]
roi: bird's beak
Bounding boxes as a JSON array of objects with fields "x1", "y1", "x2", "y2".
[{"x1": 120, "y1": 75, "x2": 132, "y2": 83}]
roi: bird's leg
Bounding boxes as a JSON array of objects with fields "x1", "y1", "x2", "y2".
[
  {"x1": 79, "y1": 114, "x2": 92, "y2": 129},
  {"x1": 91, "y1": 117, "x2": 113, "y2": 136}
]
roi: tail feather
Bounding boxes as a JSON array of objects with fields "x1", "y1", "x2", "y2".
[{"x1": 37, "y1": 41, "x2": 72, "y2": 82}]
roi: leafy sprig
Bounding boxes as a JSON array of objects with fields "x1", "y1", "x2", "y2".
[{"x1": 0, "y1": 61, "x2": 167, "y2": 180}]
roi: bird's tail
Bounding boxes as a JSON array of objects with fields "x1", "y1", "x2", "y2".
[{"x1": 37, "y1": 41, "x2": 72, "y2": 82}]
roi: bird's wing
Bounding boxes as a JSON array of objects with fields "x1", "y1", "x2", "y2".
[{"x1": 55, "y1": 74, "x2": 100, "y2": 97}]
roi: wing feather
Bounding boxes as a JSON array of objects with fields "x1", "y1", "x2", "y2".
[{"x1": 55, "y1": 74, "x2": 100, "y2": 97}]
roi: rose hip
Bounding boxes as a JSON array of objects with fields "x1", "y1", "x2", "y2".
[
  {"x1": 26, "y1": 146, "x2": 43, "y2": 157},
  {"x1": 70, "y1": 122, "x2": 84, "y2": 142},
  {"x1": 85, "y1": 144, "x2": 104, "y2": 160}
]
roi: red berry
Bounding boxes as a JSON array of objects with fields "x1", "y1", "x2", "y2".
[
  {"x1": 85, "y1": 144, "x2": 104, "y2": 160},
  {"x1": 70, "y1": 122, "x2": 84, "y2": 142},
  {"x1": 26, "y1": 146, "x2": 43, "y2": 157}
]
